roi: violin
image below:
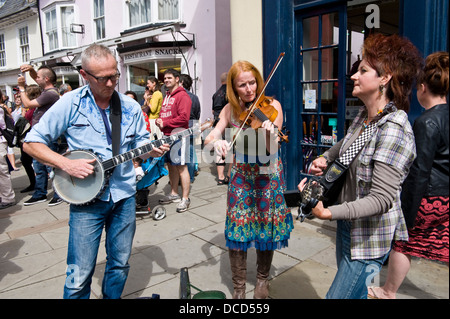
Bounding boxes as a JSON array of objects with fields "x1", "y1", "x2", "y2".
[
  {"x1": 232, "y1": 53, "x2": 290, "y2": 147},
  {"x1": 239, "y1": 94, "x2": 289, "y2": 143}
]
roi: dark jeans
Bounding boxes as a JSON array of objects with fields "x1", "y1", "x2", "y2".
[
  {"x1": 31, "y1": 141, "x2": 60, "y2": 199},
  {"x1": 20, "y1": 146, "x2": 35, "y2": 187}
]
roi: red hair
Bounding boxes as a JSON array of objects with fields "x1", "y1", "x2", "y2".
[
  {"x1": 226, "y1": 61, "x2": 266, "y2": 120},
  {"x1": 363, "y1": 34, "x2": 423, "y2": 112}
]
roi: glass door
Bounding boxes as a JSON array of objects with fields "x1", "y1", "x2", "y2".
[{"x1": 296, "y1": 5, "x2": 347, "y2": 178}]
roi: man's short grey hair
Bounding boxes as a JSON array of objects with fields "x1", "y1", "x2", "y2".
[{"x1": 81, "y1": 44, "x2": 117, "y2": 69}]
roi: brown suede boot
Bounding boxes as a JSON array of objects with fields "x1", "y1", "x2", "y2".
[
  {"x1": 229, "y1": 249, "x2": 247, "y2": 299},
  {"x1": 254, "y1": 250, "x2": 274, "y2": 299}
]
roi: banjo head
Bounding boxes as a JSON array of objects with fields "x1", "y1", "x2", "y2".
[{"x1": 53, "y1": 150, "x2": 106, "y2": 205}]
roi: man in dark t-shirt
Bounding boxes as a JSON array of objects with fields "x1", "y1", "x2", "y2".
[
  {"x1": 212, "y1": 72, "x2": 228, "y2": 121},
  {"x1": 18, "y1": 65, "x2": 60, "y2": 206},
  {"x1": 211, "y1": 72, "x2": 230, "y2": 184}
]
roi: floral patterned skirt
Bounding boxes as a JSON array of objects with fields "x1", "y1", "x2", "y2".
[{"x1": 225, "y1": 160, "x2": 294, "y2": 252}]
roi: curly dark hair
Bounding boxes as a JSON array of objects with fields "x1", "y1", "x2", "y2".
[
  {"x1": 362, "y1": 33, "x2": 424, "y2": 112},
  {"x1": 418, "y1": 51, "x2": 449, "y2": 97}
]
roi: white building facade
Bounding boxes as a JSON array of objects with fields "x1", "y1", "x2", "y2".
[{"x1": 0, "y1": 0, "x2": 42, "y2": 101}]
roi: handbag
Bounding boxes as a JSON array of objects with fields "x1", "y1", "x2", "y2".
[{"x1": 0, "y1": 106, "x2": 16, "y2": 147}]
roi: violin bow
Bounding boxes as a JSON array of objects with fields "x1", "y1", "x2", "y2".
[{"x1": 229, "y1": 52, "x2": 286, "y2": 149}]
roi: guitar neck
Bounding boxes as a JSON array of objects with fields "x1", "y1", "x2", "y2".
[{"x1": 102, "y1": 127, "x2": 193, "y2": 171}]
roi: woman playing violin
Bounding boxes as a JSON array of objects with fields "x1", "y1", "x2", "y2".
[{"x1": 205, "y1": 60, "x2": 294, "y2": 299}]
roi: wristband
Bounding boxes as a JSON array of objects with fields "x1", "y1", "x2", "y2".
[{"x1": 318, "y1": 154, "x2": 329, "y2": 163}]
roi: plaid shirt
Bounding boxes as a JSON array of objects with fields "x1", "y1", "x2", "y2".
[{"x1": 340, "y1": 103, "x2": 416, "y2": 259}]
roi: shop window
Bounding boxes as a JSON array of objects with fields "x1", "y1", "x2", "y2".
[
  {"x1": 128, "y1": 58, "x2": 181, "y2": 102},
  {"x1": 346, "y1": 0, "x2": 400, "y2": 129},
  {"x1": 57, "y1": 74, "x2": 81, "y2": 91},
  {"x1": 296, "y1": 1, "x2": 399, "y2": 178},
  {"x1": 157, "y1": 59, "x2": 182, "y2": 80},
  {"x1": 298, "y1": 10, "x2": 343, "y2": 176},
  {"x1": 54, "y1": 66, "x2": 81, "y2": 92}
]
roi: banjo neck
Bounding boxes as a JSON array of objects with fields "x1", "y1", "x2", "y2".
[
  {"x1": 53, "y1": 119, "x2": 213, "y2": 205},
  {"x1": 102, "y1": 127, "x2": 194, "y2": 171}
]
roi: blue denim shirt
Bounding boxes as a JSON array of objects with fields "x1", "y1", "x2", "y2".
[{"x1": 25, "y1": 85, "x2": 150, "y2": 203}]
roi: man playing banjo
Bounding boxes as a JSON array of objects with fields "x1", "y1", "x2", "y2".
[{"x1": 23, "y1": 44, "x2": 169, "y2": 299}]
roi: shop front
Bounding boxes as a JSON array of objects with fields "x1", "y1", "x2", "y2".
[
  {"x1": 29, "y1": 23, "x2": 195, "y2": 102},
  {"x1": 118, "y1": 44, "x2": 192, "y2": 102},
  {"x1": 262, "y1": 0, "x2": 449, "y2": 190},
  {"x1": 53, "y1": 65, "x2": 81, "y2": 91},
  {"x1": 30, "y1": 42, "x2": 192, "y2": 102}
]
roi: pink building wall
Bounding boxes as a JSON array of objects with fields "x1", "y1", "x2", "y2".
[{"x1": 37, "y1": 0, "x2": 232, "y2": 121}]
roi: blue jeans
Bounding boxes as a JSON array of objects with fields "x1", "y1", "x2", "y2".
[
  {"x1": 187, "y1": 137, "x2": 198, "y2": 182},
  {"x1": 32, "y1": 159, "x2": 48, "y2": 198},
  {"x1": 326, "y1": 220, "x2": 389, "y2": 299},
  {"x1": 63, "y1": 196, "x2": 136, "y2": 299},
  {"x1": 32, "y1": 142, "x2": 59, "y2": 199}
]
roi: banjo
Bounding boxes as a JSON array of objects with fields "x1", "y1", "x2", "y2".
[{"x1": 53, "y1": 120, "x2": 213, "y2": 205}]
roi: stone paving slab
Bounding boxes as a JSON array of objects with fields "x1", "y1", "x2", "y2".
[{"x1": 0, "y1": 159, "x2": 448, "y2": 300}]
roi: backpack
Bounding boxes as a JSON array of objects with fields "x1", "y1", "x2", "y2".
[
  {"x1": 13, "y1": 116, "x2": 31, "y2": 147},
  {"x1": 0, "y1": 106, "x2": 16, "y2": 147}
]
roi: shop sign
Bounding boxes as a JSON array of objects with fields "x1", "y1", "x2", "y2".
[
  {"x1": 53, "y1": 66, "x2": 77, "y2": 75},
  {"x1": 122, "y1": 48, "x2": 183, "y2": 63}
]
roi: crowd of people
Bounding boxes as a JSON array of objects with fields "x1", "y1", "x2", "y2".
[
  {"x1": 0, "y1": 61, "x2": 205, "y2": 212},
  {"x1": 1, "y1": 66, "x2": 68, "y2": 209},
  {"x1": 0, "y1": 34, "x2": 448, "y2": 300}
]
